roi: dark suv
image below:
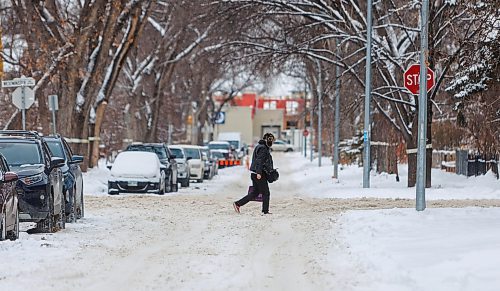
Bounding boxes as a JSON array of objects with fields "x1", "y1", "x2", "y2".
[
  {"x1": 0, "y1": 153, "x2": 19, "y2": 241},
  {"x1": 0, "y1": 131, "x2": 66, "y2": 233},
  {"x1": 125, "y1": 143, "x2": 178, "y2": 192},
  {"x1": 43, "y1": 135, "x2": 84, "y2": 223}
]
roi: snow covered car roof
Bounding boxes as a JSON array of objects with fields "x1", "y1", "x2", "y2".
[{"x1": 110, "y1": 151, "x2": 161, "y2": 179}]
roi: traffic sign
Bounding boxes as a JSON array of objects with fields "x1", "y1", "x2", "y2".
[
  {"x1": 48, "y1": 95, "x2": 59, "y2": 111},
  {"x1": 2, "y1": 77, "x2": 36, "y2": 88},
  {"x1": 12, "y1": 87, "x2": 35, "y2": 110},
  {"x1": 403, "y1": 64, "x2": 435, "y2": 95},
  {"x1": 303, "y1": 129, "x2": 309, "y2": 137},
  {"x1": 214, "y1": 112, "x2": 225, "y2": 124}
]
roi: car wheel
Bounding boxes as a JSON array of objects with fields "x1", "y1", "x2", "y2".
[
  {"x1": 158, "y1": 179, "x2": 165, "y2": 195},
  {"x1": 37, "y1": 194, "x2": 55, "y2": 233},
  {"x1": 165, "y1": 173, "x2": 172, "y2": 193},
  {"x1": 180, "y1": 178, "x2": 189, "y2": 187},
  {"x1": 7, "y1": 207, "x2": 19, "y2": 241},
  {"x1": 77, "y1": 187, "x2": 85, "y2": 219},
  {"x1": 77, "y1": 188, "x2": 85, "y2": 219},
  {"x1": 172, "y1": 181, "x2": 178, "y2": 192},
  {"x1": 66, "y1": 188, "x2": 77, "y2": 223},
  {"x1": 0, "y1": 212, "x2": 6, "y2": 241},
  {"x1": 56, "y1": 192, "x2": 66, "y2": 230}
]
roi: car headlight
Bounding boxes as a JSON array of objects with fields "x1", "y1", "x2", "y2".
[{"x1": 21, "y1": 173, "x2": 44, "y2": 186}]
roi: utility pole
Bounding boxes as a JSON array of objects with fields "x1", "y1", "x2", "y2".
[
  {"x1": 416, "y1": 0, "x2": 430, "y2": 211},
  {"x1": 333, "y1": 41, "x2": 342, "y2": 179},
  {"x1": 317, "y1": 60, "x2": 322, "y2": 167},
  {"x1": 363, "y1": 0, "x2": 373, "y2": 188}
]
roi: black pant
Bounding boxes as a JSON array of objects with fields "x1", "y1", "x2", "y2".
[{"x1": 235, "y1": 173, "x2": 270, "y2": 213}]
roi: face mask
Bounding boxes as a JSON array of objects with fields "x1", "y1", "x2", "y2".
[{"x1": 266, "y1": 136, "x2": 274, "y2": 147}]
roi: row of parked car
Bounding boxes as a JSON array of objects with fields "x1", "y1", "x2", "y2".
[
  {"x1": 107, "y1": 143, "x2": 226, "y2": 195},
  {"x1": 0, "y1": 131, "x2": 85, "y2": 241}
]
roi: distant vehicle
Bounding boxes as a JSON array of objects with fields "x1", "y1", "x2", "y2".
[
  {"x1": 271, "y1": 140, "x2": 294, "y2": 152},
  {"x1": 209, "y1": 151, "x2": 220, "y2": 175},
  {"x1": 167, "y1": 145, "x2": 191, "y2": 188},
  {"x1": 176, "y1": 145, "x2": 204, "y2": 183},
  {"x1": 217, "y1": 132, "x2": 243, "y2": 157},
  {"x1": 200, "y1": 146, "x2": 216, "y2": 180},
  {"x1": 108, "y1": 151, "x2": 165, "y2": 195},
  {"x1": 207, "y1": 141, "x2": 232, "y2": 159},
  {"x1": 125, "y1": 143, "x2": 178, "y2": 192},
  {"x1": 0, "y1": 153, "x2": 19, "y2": 241},
  {"x1": 44, "y1": 135, "x2": 85, "y2": 222},
  {"x1": 0, "y1": 131, "x2": 66, "y2": 233}
]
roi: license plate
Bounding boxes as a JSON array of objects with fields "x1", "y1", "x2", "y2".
[{"x1": 128, "y1": 181, "x2": 138, "y2": 186}]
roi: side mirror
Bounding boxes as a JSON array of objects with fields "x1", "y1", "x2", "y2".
[
  {"x1": 3, "y1": 172, "x2": 18, "y2": 183},
  {"x1": 69, "y1": 155, "x2": 84, "y2": 164},
  {"x1": 106, "y1": 164, "x2": 112, "y2": 170},
  {"x1": 170, "y1": 154, "x2": 177, "y2": 159},
  {"x1": 50, "y1": 157, "x2": 65, "y2": 169}
]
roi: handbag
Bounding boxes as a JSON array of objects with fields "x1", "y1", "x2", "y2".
[
  {"x1": 266, "y1": 168, "x2": 279, "y2": 183},
  {"x1": 248, "y1": 186, "x2": 263, "y2": 202}
]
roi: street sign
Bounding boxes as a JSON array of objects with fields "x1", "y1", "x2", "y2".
[
  {"x1": 2, "y1": 77, "x2": 36, "y2": 88},
  {"x1": 48, "y1": 95, "x2": 59, "y2": 111},
  {"x1": 403, "y1": 64, "x2": 435, "y2": 95},
  {"x1": 303, "y1": 129, "x2": 309, "y2": 137},
  {"x1": 12, "y1": 87, "x2": 35, "y2": 110},
  {"x1": 214, "y1": 112, "x2": 225, "y2": 124}
]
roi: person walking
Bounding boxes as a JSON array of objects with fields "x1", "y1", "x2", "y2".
[{"x1": 233, "y1": 133, "x2": 275, "y2": 215}]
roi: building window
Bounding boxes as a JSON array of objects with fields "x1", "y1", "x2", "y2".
[
  {"x1": 286, "y1": 101, "x2": 298, "y2": 114},
  {"x1": 264, "y1": 101, "x2": 277, "y2": 110}
]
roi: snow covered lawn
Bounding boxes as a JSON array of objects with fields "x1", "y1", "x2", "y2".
[{"x1": 0, "y1": 152, "x2": 498, "y2": 290}]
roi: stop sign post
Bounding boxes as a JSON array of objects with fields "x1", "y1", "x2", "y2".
[
  {"x1": 2, "y1": 76, "x2": 36, "y2": 130},
  {"x1": 404, "y1": 64, "x2": 435, "y2": 95}
]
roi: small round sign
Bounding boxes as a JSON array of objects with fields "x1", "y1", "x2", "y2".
[{"x1": 303, "y1": 129, "x2": 309, "y2": 137}]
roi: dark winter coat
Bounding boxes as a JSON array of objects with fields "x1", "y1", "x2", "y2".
[{"x1": 250, "y1": 140, "x2": 274, "y2": 175}]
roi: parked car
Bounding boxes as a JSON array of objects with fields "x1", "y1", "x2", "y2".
[
  {"x1": 176, "y1": 145, "x2": 204, "y2": 183},
  {"x1": 0, "y1": 130, "x2": 65, "y2": 233},
  {"x1": 125, "y1": 143, "x2": 178, "y2": 192},
  {"x1": 271, "y1": 140, "x2": 294, "y2": 152},
  {"x1": 108, "y1": 151, "x2": 165, "y2": 195},
  {"x1": 167, "y1": 145, "x2": 191, "y2": 187},
  {"x1": 0, "y1": 153, "x2": 19, "y2": 241},
  {"x1": 200, "y1": 146, "x2": 216, "y2": 179},
  {"x1": 43, "y1": 135, "x2": 84, "y2": 223}
]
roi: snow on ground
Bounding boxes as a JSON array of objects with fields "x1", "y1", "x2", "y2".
[{"x1": 0, "y1": 152, "x2": 499, "y2": 291}]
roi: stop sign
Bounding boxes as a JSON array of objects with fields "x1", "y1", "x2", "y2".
[
  {"x1": 403, "y1": 64, "x2": 435, "y2": 95},
  {"x1": 303, "y1": 129, "x2": 309, "y2": 137}
]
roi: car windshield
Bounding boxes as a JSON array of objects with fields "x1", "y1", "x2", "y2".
[
  {"x1": 211, "y1": 151, "x2": 224, "y2": 158},
  {"x1": 127, "y1": 145, "x2": 167, "y2": 159},
  {"x1": 184, "y1": 148, "x2": 200, "y2": 159},
  {"x1": 0, "y1": 142, "x2": 43, "y2": 166},
  {"x1": 208, "y1": 143, "x2": 230, "y2": 150},
  {"x1": 169, "y1": 148, "x2": 184, "y2": 158},
  {"x1": 226, "y1": 141, "x2": 239, "y2": 149},
  {"x1": 46, "y1": 140, "x2": 66, "y2": 159}
]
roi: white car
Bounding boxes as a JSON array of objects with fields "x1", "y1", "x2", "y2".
[
  {"x1": 167, "y1": 145, "x2": 191, "y2": 188},
  {"x1": 176, "y1": 145, "x2": 204, "y2": 183},
  {"x1": 271, "y1": 140, "x2": 294, "y2": 152},
  {"x1": 108, "y1": 151, "x2": 166, "y2": 195}
]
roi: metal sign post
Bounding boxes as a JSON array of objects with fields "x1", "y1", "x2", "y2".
[
  {"x1": 48, "y1": 95, "x2": 59, "y2": 134},
  {"x1": 363, "y1": 0, "x2": 373, "y2": 188},
  {"x1": 416, "y1": 0, "x2": 430, "y2": 211}
]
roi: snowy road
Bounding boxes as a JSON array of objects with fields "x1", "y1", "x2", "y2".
[{"x1": 1, "y1": 153, "x2": 499, "y2": 291}]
